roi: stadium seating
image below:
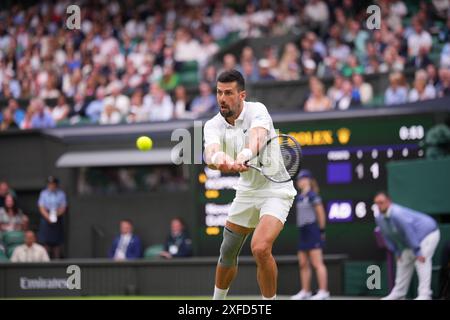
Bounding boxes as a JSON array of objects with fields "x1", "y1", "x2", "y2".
[
  {"x1": 2, "y1": 231, "x2": 25, "y2": 258},
  {"x1": 143, "y1": 244, "x2": 164, "y2": 260}
]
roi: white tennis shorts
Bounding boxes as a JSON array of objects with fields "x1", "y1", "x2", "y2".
[{"x1": 227, "y1": 195, "x2": 294, "y2": 228}]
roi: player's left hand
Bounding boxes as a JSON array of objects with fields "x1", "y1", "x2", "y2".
[
  {"x1": 416, "y1": 256, "x2": 426, "y2": 263},
  {"x1": 233, "y1": 163, "x2": 249, "y2": 172}
]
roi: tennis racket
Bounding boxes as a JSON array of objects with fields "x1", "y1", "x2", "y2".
[{"x1": 245, "y1": 134, "x2": 302, "y2": 183}]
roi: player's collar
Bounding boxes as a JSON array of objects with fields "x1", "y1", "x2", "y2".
[{"x1": 235, "y1": 101, "x2": 246, "y2": 123}]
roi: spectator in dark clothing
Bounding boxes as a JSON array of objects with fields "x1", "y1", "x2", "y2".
[
  {"x1": 406, "y1": 46, "x2": 433, "y2": 69},
  {"x1": 160, "y1": 217, "x2": 193, "y2": 259},
  {"x1": 0, "y1": 181, "x2": 15, "y2": 208},
  {"x1": 68, "y1": 92, "x2": 89, "y2": 124},
  {"x1": 0, "y1": 109, "x2": 19, "y2": 131},
  {"x1": 109, "y1": 219, "x2": 142, "y2": 260}
]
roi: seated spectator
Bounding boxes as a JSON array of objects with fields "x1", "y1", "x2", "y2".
[
  {"x1": 190, "y1": 82, "x2": 217, "y2": 118},
  {"x1": 440, "y1": 42, "x2": 450, "y2": 69},
  {"x1": 426, "y1": 64, "x2": 440, "y2": 88},
  {"x1": 241, "y1": 60, "x2": 260, "y2": 82},
  {"x1": 381, "y1": 45, "x2": 405, "y2": 72},
  {"x1": 218, "y1": 53, "x2": 238, "y2": 75},
  {"x1": 7, "y1": 99, "x2": 25, "y2": 125},
  {"x1": 20, "y1": 104, "x2": 36, "y2": 130},
  {"x1": 159, "y1": 217, "x2": 192, "y2": 259},
  {"x1": 203, "y1": 65, "x2": 218, "y2": 88},
  {"x1": 174, "y1": 28, "x2": 202, "y2": 63},
  {"x1": 30, "y1": 98, "x2": 55, "y2": 129},
  {"x1": 0, "y1": 108, "x2": 19, "y2": 131},
  {"x1": 321, "y1": 56, "x2": 340, "y2": 78},
  {"x1": 258, "y1": 59, "x2": 276, "y2": 81},
  {"x1": 173, "y1": 85, "x2": 192, "y2": 119},
  {"x1": 109, "y1": 219, "x2": 142, "y2": 260},
  {"x1": 144, "y1": 83, "x2": 174, "y2": 122},
  {"x1": 362, "y1": 42, "x2": 381, "y2": 74},
  {"x1": 127, "y1": 90, "x2": 149, "y2": 123},
  {"x1": 0, "y1": 194, "x2": 29, "y2": 232},
  {"x1": 86, "y1": 87, "x2": 106, "y2": 124},
  {"x1": 262, "y1": 45, "x2": 280, "y2": 75},
  {"x1": 335, "y1": 80, "x2": 360, "y2": 110},
  {"x1": 406, "y1": 46, "x2": 433, "y2": 69},
  {"x1": 304, "y1": 0, "x2": 330, "y2": 36},
  {"x1": 304, "y1": 78, "x2": 332, "y2": 112},
  {"x1": 0, "y1": 181, "x2": 12, "y2": 208},
  {"x1": 327, "y1": 74, "x2": 345, "y2": 106},
  {"x1": 438, "y1": 16, "x2": 450, "y2": 42},
  {"x1": 407, "y1": 17, "x2": 432, "y2": 58},
  {"x1": 277, "y1": 42, "x2": 300, "y2": 81},
  {"x1": 198, "y1": 32, "x2": 220, "y2": 68},
  {"x1": 409, "y1": 69, "x2": 437, "y2": 102},
  {"x1": 437, "y1": 68, "x2": 450, "y2": 97},
  {"x1": 104, "y1": 81, "x2": 130, "y2": 117},
  {"x1": 99, "y1": 103, "x2": 122, "y2": 125},
  {"x1": 68, "y1": 91, "x2": 89, "y2": 125},
  {"x1": 328, "y1": 25, "x2": 351, "y2": 64},
  {"x1": 38, "y1": 176, "x2": 67, "y2": 259},
  {"x1": 158, "y1": 64, "x2": 180, "y2": 92},
  {"x1": 10, "y1": 230, "x2": 50, "y2": 262},
  {"x1": 342, "y1": 55, "x2": 364, "y2": 78},
  {"x1": 122, "y1": 60, "x2": 144, "y2": 93},
  {"x1": 352, "y1": 73, "x2": 373, "y2": 105},
  {"x1": 385, "y1": 72, "x2": 408, "y2": 105},
  {"x1": 51, "y1": 94, "x2": 70, "y2": 124},
  {"x1": 39, "y1": 75, "x2": 60, "y2": 100},
  {"x1": 239, "y1": 46, "x2": 258, "y2": 69},
  {"x1": 299, "y1": 33, "x2": 323, "y2": 77}
]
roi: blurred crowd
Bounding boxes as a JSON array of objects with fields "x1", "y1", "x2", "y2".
[{"x1": 0, "y1": 0, "x2": 450, "y2": 130}]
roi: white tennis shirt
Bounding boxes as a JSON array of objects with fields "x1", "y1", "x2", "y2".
[{"x1": 204, "y1": 101, "x2": 296, "y2": 198}]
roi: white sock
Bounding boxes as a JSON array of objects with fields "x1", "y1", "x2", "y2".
[
  {"x1": 213, "y1": 286, "x2": 229, "y2": 300},
  {"x1": 262, "y1": 294, "x2": 276, "y2": 300}
]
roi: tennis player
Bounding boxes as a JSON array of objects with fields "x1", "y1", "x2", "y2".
[{"x1": 204, "y1": 70, "x2": 297, "y2": 300}]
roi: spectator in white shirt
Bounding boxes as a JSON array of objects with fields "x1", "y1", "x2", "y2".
[
  {"x1": 407, "y1": 17, "x2": 432, "y2": 57},
  {"x1": 11, "y1": 231, "x2": 50, "y2": 262},
  {"x1": 99, "y1": 103, "x2": 122, "y2": 125},
  {"x1": 174, "y1": 28, "x2": 201, "y2": 63},
  {"x1": 103, "y1": 81, "x2": 130, "y2": 117},
  {"x1": 127, "y1": 90, "x2": 149, "y2": 123},
  {"x1": 144, "y1": 83, "x2": 174, "y2": 122},
  {"x1": 409, "y1": 69, "x2": 437, "y2": 102},
  {"x1": 304, "y1": 0, "x2": 329, "y2": 35}
]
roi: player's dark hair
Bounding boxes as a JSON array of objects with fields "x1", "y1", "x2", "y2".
[
  {"x1": 374, "y1": 191, "x2": 391, "y2": 199},
  {"x1": 217, "y1": 69, "x2": 245, "y2": 91}
]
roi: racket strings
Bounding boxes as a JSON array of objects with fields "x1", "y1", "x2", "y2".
[
  {"x1": 259, "y1": 135, "x2": 302, "y2": 183},
  {"x1": 279, "y1": 137, "x2": 302, "y2": 178}
]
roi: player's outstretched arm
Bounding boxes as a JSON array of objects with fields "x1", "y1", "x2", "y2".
[
  {"x1": 205, "y1": 143, "x2": 242, "y2": 173},
  {"x1": 236, "y1": 127, "x2": 268, "y2": 165}
]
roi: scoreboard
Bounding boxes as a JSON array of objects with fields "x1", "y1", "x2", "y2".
[{"x1": 195, "y1": 110, "x2": 438, "y2": 258}]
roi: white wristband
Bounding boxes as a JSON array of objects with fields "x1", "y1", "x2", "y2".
[
  {"x1": 211, "y1": 151, "x2": 225, "y2": 166},
  {"x1": 238, "y1": 148, "x2": 253, "y2": 162}
]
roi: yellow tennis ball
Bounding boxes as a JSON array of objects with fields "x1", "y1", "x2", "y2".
[{"x1": 136, "y1": 136, "x2": 153, "y2": 151}]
